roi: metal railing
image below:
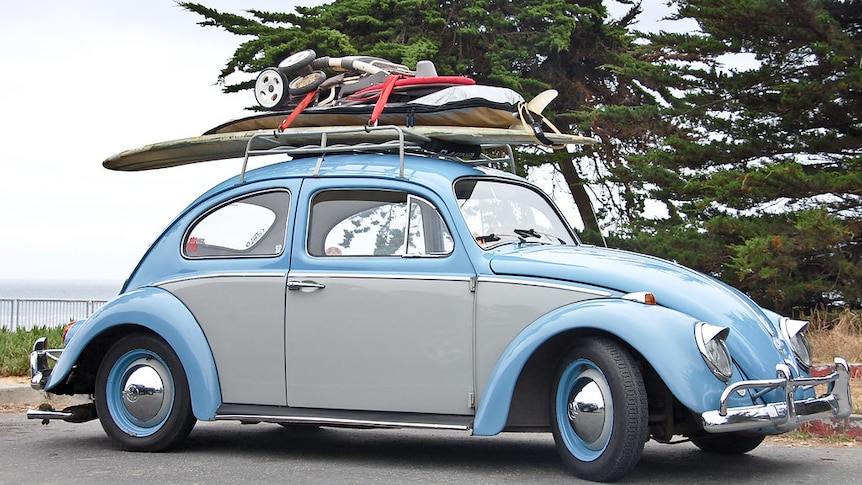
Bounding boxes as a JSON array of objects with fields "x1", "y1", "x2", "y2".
[{"x1": 0, "y1": 299, "x2": 108, "y2": 331}]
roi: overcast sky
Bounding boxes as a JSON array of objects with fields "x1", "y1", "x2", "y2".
[
  {"x1": 0, "y1": 1, "x2": 314, "y2": 282},
  {"x1": 0, "y1": 0, "x2": 684, "y2": 284}
]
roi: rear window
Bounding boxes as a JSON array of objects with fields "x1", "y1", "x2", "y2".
[{"x1": 183, "y1": 190, "x2": 290, "y2": 258}]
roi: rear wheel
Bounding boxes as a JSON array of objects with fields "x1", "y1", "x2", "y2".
[
  {"x1": 95, "y1": 333, "x2": 196, "y2": 451},
  {"x1": 692, "y1": 433, "x2": 765, "y2": 454},
  {"x1": 550, "y1": 338, "x2": 648, "y2": 482}
]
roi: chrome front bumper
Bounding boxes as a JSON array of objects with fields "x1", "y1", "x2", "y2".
[{"x1": 701, "y1": 357, "x2": 852, "y2": 434}]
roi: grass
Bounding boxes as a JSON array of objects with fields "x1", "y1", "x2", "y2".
[
  {"x1": 0, "y1": 326, "x2": 65, "y2": 376},
  {"x1": 804, "y1": 308, "x2": 862, "y2": 363}
]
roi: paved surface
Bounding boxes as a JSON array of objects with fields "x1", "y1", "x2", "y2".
[
  {"x1": 0, "y1": 414, "x2": 860, "y2": 485},
  {"x1": 2, "y1": 372, "x2": 860, "y2": 440}
]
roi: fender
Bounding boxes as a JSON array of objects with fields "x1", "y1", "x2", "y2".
[
  {"x1": 473, "y1": 298, "x2": 730, "y2": 436},
  {"x1": 45, "y1": 287, "x2": 222, "y2": 420}
]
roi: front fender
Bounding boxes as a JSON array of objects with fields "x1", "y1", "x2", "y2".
[
  {"x1": 45, "y1": 286, "x2": 222, "y2": 421},
  {"x1": 473, "y1": 299, "x2": 723, "y2": 436}
]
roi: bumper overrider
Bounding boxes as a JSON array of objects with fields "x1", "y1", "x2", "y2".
[
  {"x1": 27, "y1": 338, "x2": 98, "y2": 424},
  {"x1": 29, "y1": 337, "x2": 60, "y2": 391},
  {"x1": 701, "y1": 357, "x2": 853, "y2": 434}
]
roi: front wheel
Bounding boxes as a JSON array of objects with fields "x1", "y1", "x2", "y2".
[
  {"x1": 95, "y1": 333, "x2": 196, "y2": 451},
  {"x1": 550, "y1": 338, "x2": 648, "y2": 482}
]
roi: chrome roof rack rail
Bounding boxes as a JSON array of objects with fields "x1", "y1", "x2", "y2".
[
  {"x1": 236, "y1": 125, "x2": 524, "y2": 183},
  {"x1": 239, "y1": 125, "x2": 434, "y2": 183},
  {"x1": 461, "y1": 144, "x2": 517, "y2": 174}
]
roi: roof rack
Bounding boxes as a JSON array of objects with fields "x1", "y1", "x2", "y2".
[
  {"x1": 237, "y1": 125, "x2": 516, "y2": 183},
  {"x1": 104, "y1": 123, "x2": 594, "y2": 173}
]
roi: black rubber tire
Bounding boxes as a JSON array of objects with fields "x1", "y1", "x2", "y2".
[
  {"x1": 550, "y1": 338, "x2": 648, "y2": 482},
  {"x1": 691, "y1": 433, "x2": 765, "y2": 454},
  {"x1": 95, "y1": 333, "x2": 196, "y2": 451}
]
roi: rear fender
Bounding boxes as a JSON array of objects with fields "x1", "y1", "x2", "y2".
[
  {"x1": 45, "y1": 286, "x2": 222, "y2": 421},
  {"x1": 473, "y1": 298, "x2": 722, "y2": 436}
]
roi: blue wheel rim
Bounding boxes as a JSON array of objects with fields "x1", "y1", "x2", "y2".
[
  {"x1": 105, "y1": 349, "x2": 174, "y2": 437},
  {"x1": 555, "y1": 359, "x2": 613, "y2": 462}
]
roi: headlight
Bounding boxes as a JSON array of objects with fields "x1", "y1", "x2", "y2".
[
  {"x1": 781, "y1": 318, "x2": 812, "y2": 371},
  {"x1": 695, "y1": 322, "x2": 733, "y2": 382}
]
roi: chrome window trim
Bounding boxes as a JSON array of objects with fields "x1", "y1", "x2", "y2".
[
  {"x1": 452, "y1": 176, "x2": 580, "y2": 247},
  {"x1": 182, "y1": 188, "x2": 292, "y2": 260},
  {"x1": 305, "y1": 187, "x2": 454, "y2": 259}
]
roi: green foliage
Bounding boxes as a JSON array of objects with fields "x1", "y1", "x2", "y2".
[
  {"x1": 0, "y1": 326, "x2": 64, "y2": 376},
  {"x1": 612, "y1": 0, "x2": 862, "y2": 311},
  {"x1": 725, "y1": 209, "x2": 861, "y2": 312}
]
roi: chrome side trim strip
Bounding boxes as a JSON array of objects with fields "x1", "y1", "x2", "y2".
[
  {"x1": 214, "y1": 414, "x2": 470, "y2": 431},
  {"x1": 154, "y1": 273, "x2": 287, "y2": 288},
  {"x1": 476, "y1": 276, "x2": 612, "y2": 297},
  {"x1": 287, "y1": 272, "x2": 472, "y2": 282}
]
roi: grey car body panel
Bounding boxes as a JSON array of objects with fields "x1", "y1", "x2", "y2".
[
  {"x1": 285, "y1": 272, "x2": 474, "y2": 414},
  {"x1": 161, "y1": 274, "x2": 288, "y2": 406}
]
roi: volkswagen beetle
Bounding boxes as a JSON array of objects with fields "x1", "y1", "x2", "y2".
[{"x1": 28, "y1": 127, "x2": 851, "y2": 482}]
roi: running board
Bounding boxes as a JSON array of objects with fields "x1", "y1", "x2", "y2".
[{"x1": 214, "y1": 404, "x2": 472, "y2": 431}]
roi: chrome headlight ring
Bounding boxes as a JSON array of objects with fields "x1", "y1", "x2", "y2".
[
  {"x1": 780, "y1": 317, "x2": 812, "y2": 371},
  {"x1": 695, "y1": 322, "x2": 733, "y2": 382}
]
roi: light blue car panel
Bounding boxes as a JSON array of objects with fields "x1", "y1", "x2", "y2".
[
  {"x1": 488, "y1": 245, "x2": 791, "y2": 380},
  {"x1": 46, "y1": 287, "x2": 222, "y2": 420},
  {"x1": 474, "y1": 298, "x2": 722, "y2": 436}
]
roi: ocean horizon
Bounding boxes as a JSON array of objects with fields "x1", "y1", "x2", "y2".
[{"x1": 0, "y1": 279, "x2": 122, "y2": 301}]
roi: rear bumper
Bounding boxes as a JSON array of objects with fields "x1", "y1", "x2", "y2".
[
  {"x1": 701, "y1": 357, "x2": 852, "y2": 434},
  {"x1": 29, "y1": 337, "x2": 62, "y2": 390}
]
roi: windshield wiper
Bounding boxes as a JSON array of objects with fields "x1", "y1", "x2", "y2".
[
  {"x1": 513, "y1": 228, "x2": 567, "y2": 245},
  {"x1": 475, "y1": 233, "x2": 501, "y2": 244}
]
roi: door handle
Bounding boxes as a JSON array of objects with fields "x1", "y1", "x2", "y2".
[{"x1": 287, "y1": 280, "x2": 326, "y2": 291}]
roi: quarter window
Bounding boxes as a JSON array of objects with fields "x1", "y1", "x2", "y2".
[
  {"x1": 184, "y1": 190, "x2": 290, "y2": 258},
  {"x1": 308, "y1": 190, "x2": 454, "y2": 257}
]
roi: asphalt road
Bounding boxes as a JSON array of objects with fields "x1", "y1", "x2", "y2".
[{"x1": 1, "y1": 414, "x2": 858, "y2": 484}]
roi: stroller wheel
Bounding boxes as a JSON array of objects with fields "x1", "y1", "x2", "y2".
[
  {"x1": 255, "y1": 68, "x2": 289, "y2": 109},
  {"x1": 289, "y1": 71, "x2": 327, "y2": 96},
  {"x1": 278, "y1": 49, "x2": 316, "y2": 75}
]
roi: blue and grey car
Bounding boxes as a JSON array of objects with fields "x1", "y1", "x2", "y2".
[{"x1": 29, "y1": 128, "x2": 851, "y2": 482}]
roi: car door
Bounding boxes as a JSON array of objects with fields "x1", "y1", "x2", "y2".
[
  {"x1": 159, "y1": 185, "x2": 298, "y2": 407},
  {"x1": 285, "y1": 181, "x2": 477, "y2": 415}
]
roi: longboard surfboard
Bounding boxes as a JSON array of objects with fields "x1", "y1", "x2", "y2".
[{"x1": 103, "y1": 125, "x2": 598, "y2": 172}]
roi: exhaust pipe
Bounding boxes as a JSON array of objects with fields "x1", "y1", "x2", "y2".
[{"x1": 27, "y1": 403, "x2": 97, "y2": 424}]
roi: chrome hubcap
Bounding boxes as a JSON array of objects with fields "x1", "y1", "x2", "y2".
[
  {"x1": 566, "y1": 368, "x2": 613, "y2": 451},
  {"x1": 120, "y1": 358, "x2": 172, "y2": 426}
]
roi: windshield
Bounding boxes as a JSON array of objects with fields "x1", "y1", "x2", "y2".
[{"x1": 454, "y1": 179, "x2": 577, "y2": 249}]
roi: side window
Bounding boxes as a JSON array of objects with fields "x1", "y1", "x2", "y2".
[
  {"x1": 308, "y1": 190, "x2": 454, "y2": 257},
  {"x1": 184, "y1": 190, "x2": 290, "y2": 258}
]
